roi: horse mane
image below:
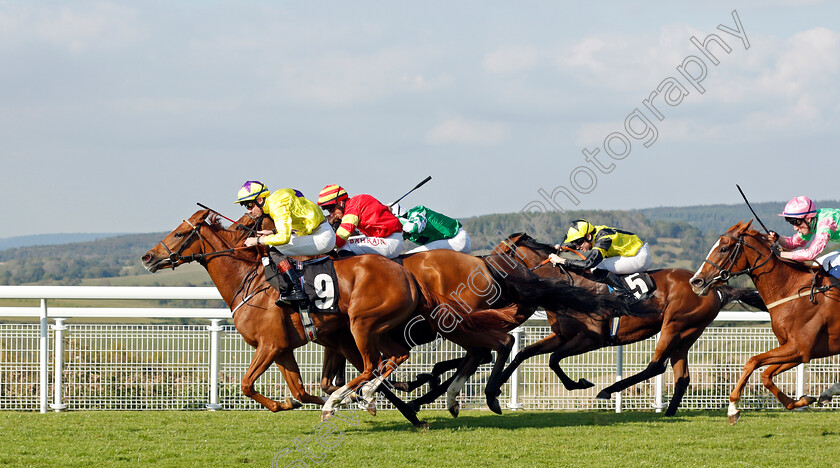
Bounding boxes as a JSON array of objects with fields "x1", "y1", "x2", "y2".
[
  {"x1": 739, "y1": 222, "x2": 816, "y2": 275},
  {"x1": 507, "y1": 232, "x2": 556, "y2": 256}
]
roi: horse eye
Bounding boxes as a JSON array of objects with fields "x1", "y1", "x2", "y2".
[
  {"x1": 720, "y1": 246, "x2": 728, "y2": 253},
  {"x1": 174, "y1": 232, "x2": 186, "y2": 238}
]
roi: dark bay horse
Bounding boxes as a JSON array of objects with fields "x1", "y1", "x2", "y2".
[
  {"x1": 398, "y1": 249, "x2": 630, "y2": 415},
  {"x1": 142, "y1": 210, "x2": 431, "y2": 422},
  {"x1": 483, "y1": 232, "x2": 766, "y2": 416},
  {"x1": 689, "y1": 220, "x2": 840, "y2": 424}
]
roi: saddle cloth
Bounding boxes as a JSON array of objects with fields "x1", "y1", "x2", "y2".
[
  {"x1": 616, "y1": 271, "x2": 657, "y2": 302},
  {"x1": 296, "y1": 256, "x2": 340, "y2": 314}
]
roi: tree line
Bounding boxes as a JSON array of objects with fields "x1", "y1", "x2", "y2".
[{"x1": 3, "y1": 200, "x2": 837, "y2": 286}]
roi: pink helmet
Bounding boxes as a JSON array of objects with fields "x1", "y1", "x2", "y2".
[{"x1": 779, "y1": 196, "x2": 817, "y2": 219}]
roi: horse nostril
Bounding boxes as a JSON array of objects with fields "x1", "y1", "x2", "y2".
[
  {"x1": 142, "y1": 254, "x2": 152, "y2": 263},
  {"x1": 689, "y1": 278, "x2": 703, "y2": 287}
]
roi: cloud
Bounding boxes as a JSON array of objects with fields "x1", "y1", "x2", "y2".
[
  {"x1": 0, "y1": 3, "x2": 140, "y2": 53},
  {"x1": 424, "y1": 117, "x2": 509, "y2": 145},
  {"x1": 482, "y1": 45, "x2": 540, "y2": 74}
]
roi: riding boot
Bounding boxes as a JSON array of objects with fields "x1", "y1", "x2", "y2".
[
  {"x1": 276, "y1": 258, "x2": 307, "y2": 304},
  {"x1": 603, "y1": 271, "x2": 637, "y2": 304}
]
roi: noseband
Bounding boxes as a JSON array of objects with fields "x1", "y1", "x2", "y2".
[{"x1": 156, "y1": 219, "x2": 209, "y2": 269}]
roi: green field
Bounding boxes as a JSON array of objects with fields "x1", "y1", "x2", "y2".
[{"x1": 2, "y1": 409, "x2": 839, "y2": 467}]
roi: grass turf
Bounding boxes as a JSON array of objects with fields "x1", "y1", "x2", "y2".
[{"x1": 2, "y1": 409, "x2": 840, "y2": 467}]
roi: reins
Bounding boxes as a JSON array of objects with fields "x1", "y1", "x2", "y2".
[{"x1": 701, "y1": 233, "x2": 773, "y2": 283}]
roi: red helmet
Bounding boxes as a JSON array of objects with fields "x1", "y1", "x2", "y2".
[{"x1": 317, "y1": 184, "x2": 349, "y2": 207}]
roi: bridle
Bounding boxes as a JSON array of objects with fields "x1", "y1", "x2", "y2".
[
  {"x1": 157, "y1": 217, "x2": 255, "y2": 269},
  {"x1": 702, "y1": 232, "x2": 773, "y2": 283}
]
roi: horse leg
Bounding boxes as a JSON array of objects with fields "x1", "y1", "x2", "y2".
[
  {"x1": 597, "y1": 326, "x2": 683, "y2": 400},
  {"x1": 546, "y1": 335, "x2": 600, "y2": 391},
  {"x1": 275, "y1": 350, "x2": 326, "y2": 406},
  {"x1": 728, "y1": 343, "x2": 803, "y2": 425},
  {"x1": 665, "y1": 346, "x2": 691, "y2": 416},
  {"x1": 485, "y1": 334, "x2": 516, "y2": 415},
  {"x1": 818, "y1": 383, "x2": 840, "y2": 406},
  {"x1": 406, "y1": 353, "x2": 489, "y2": 412},
  {"x1": 761, "y1": 362, "x2": 816, "y2": 409},
  {"x1": 320, "y1": 348, "x2": 347, "y2": 395},
  {"x1": 240, "y1": 345, "x2": 297, "y2": 412},
  {"x1": 391, "y1": 356, "x2": 462, "y2": 392},
  {"x1": 446, "y1": 350, "x2": 489, "y2": 418},
  {"x1": 376, "y1": 384, "x2": 428, "y2": 429}
]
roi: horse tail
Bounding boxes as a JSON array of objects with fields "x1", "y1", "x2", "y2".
[
  {"x1": 716, "y1": 284, "x2": 767, "y2": 311},
  {"x1": 482, "y1": 255, "x2": 635, "y2": 317}
]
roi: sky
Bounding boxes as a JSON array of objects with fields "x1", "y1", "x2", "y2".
[{"x1": 2, "y1": 1, "x2": 840, "y2": 238}]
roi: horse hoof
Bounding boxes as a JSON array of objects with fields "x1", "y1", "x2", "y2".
[
  {"x1": 406, "y1": 401, "x2": 420, "y2": 413},
  {"x1": 448, "y1": 402, "x2": 460, "y2": 418},
  {"x1": 802, "y1": 395, "x2": 817, "y2": 406},
  {"x1": 577, "y1": 379, "x2": 595, "y2": 390},
  {"x1": 287, "y1": 398, "x2": 303, "y2": 410},
  {"x1": 487, "y1": 398, "x2": 502, "y2": 415},
  {"x1": 596, "y1": 390, "x2": 611, "y2": 400},
  {"x1": 321, "y1": 410, "x2": 334, "y2": 422},
  {"x1": 818, "y1": 395, "x2": 832, "y2": 407},
  {"x1": 728, "y1": 411, "x2": 741, "y2": 425},
  {"x1": 365, "y1": 405, "x2": 377, "y2": 416},
  {"x1": 414, "y1": 421, "x2": 430, "y2": 432}
]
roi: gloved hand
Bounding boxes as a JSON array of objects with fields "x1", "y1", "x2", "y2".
[
  {"x1": 390, "y1": 203, "x2": 406, "y2": 217},
  {"x1": 548, "y1": 253, "x2": 566, "y2": 265}
]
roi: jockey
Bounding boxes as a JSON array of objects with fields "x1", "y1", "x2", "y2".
[
  {"x1": 769, "y1": 196, "x2": 840, "y2": 280},
  {"x1": 548, "y1": 219, "x2": 651, "y2": 300},
  {"x1": 236, "y1": 180, "x2": 336, "y2": 303},
  {"x1": 316, "y1": 184, "x2": 404, "y2": 258},
  {"x1": 399, "y1": 205, "x2": 471, "y2": 254}
]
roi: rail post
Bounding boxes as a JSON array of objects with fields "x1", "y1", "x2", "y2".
[
  {"x1": 615, "y1": 345, "x2": 623, "y2": 413},
  {"x1": 506, "y1": 327, "x2": 523, "y2": 410},
  {"x1": 796, "y1": 363, "x2": 805, "y2": 400},
  {"x1": 207, "y1": 319, "x2": 224, "y2": 411},
  {"x1": 50, "y1": 318, "x2": 67, "y2": 412},
  {"x1": 39, "y1": 299, "x2": 49, "y2": 414},
  {"x1": 653, "y1": 332, "x2": 664, "y2": 413}
]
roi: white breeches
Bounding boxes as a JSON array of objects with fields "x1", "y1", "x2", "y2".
[
  {"x1": 272, "y1": 222, "x2": 336, "y2": 256},
  {"x1": 596, "y1": 243, "x2": 652, "y2": 275},
  {"x1": 339, "y1": 232, "x2": 404, "y2": 258},
  {"x1": 816, "y1": 249, "x2": 840, "y2": 278},
  {"x1": 404, "y1": 228, "x2": 472, "y2": 255}
]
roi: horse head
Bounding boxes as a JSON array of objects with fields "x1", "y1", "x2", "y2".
[
  {"x1": 141, "y1": 209, "x2": 246, "y2": 272},
  {"x1": 689, "y1": 220, "x2": 774, "y2": 296}
]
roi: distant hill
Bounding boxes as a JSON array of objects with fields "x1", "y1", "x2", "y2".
[
  {"x1": 638, "y1": 200, "x2": 840, "y2": 234},
  {"x1": 2, "y1": 200, "x2": 837, "y2": 286},
  {"x1": 0, "y1": 233, "x2": 130, "y2": 250}
]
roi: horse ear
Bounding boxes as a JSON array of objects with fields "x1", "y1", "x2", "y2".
[{"x1": 744, "y1": 219, "x2": 754, "y2": 231}]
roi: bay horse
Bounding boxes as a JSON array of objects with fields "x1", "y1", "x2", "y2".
[
  {"x1": 689, "y1": 220, "x2": 840, "y2": 424},
  {"x1": 142, "y1": 209, "x2": 430, "y2": 422},
  {"x1": 254, "y1": 213, "x2": 630, "y2": 416},
  {"x1": 481, "y1": 232, "x2": 766, "y2": 416}
]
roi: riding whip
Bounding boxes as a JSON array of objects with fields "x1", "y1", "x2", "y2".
[
  {"x1": 198, "y1": 203, "x2": 245, "y2": 225},
  {"x1": 735, "y1": 185, "x2": 770, "y2": 234},
  {"x1": 389, "y1": 176, "x2": 432, "y2": 207}
]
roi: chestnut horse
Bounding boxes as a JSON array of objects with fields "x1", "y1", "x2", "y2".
[
  {"x1": 689, "y1": 220, "x2": 840, "y2": 424},
  {"x1": 481, "y1": 232, "x2": 766, "y2": 416},
  {"x1": 142, "y1": 210, "x2": 431, "y2": 422}
]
